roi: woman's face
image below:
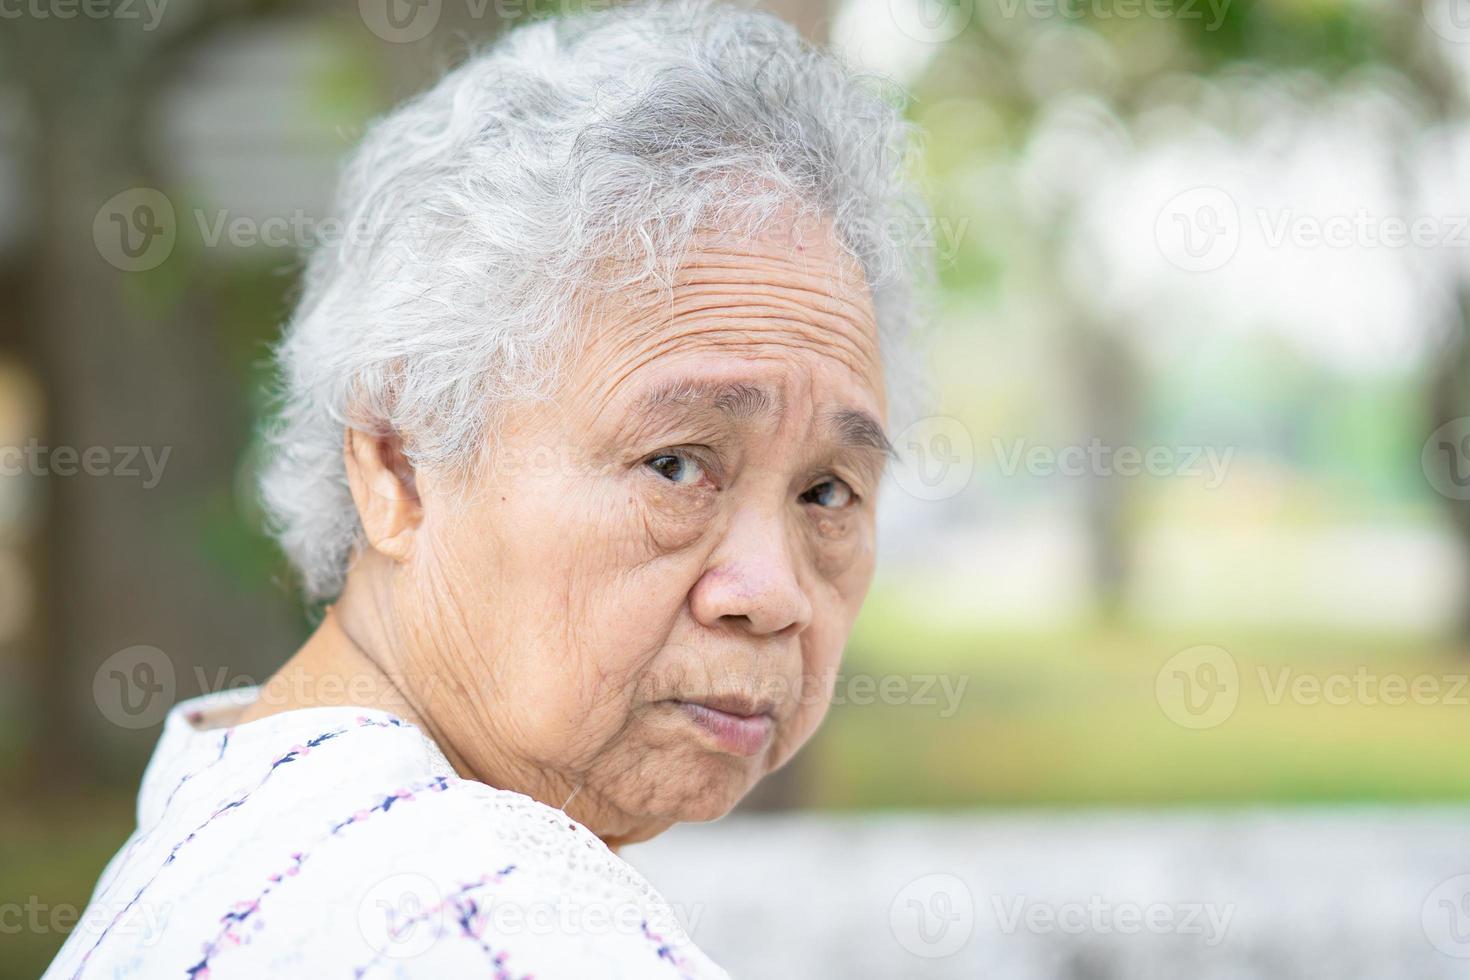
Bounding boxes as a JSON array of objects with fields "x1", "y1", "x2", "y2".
[{"x1": 392, "y1": 214, "x2": 888, "y2": 845}]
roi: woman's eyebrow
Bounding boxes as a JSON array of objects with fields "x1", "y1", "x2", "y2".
[
  {"x1": 631, "y1": 376, "x2": 893, "y2": 460},
  {"x1": 825, "y1": 408, "x2": 897, "y2": 462},
  {"x1": 634, "y1": 378, "x2": 782, "y2": 422}
]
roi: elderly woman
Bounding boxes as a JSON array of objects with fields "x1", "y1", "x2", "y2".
[{"x1": 47, "y1": 1, "x2": 930, "y2": 976}]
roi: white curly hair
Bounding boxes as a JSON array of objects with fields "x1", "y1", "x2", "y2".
[{"x1": 259, "y1": 0, "x2": 936, "y2": 601}]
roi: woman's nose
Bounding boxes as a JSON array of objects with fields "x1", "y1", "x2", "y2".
[{"x1": 689, "y1": 511, "x2": 814, "y2": 638}]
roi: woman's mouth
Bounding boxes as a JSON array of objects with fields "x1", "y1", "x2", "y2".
[{"x1": 674, "y1": 698, "x2": 775, "y2": 757}]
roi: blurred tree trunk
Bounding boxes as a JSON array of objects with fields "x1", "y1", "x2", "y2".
[
  {"x1": 1427, "y1": 290, "x2": 1470, "y2": 638},
  {"x1": 1070, "y1": 320, "x2": 1140, "y2": 624},
  {"x1": 1389, "y1": 5, "x2": 1470, "y2": 639},
  {"x1": 5, "y1": 5, "x2": 304, "y2": 791}
]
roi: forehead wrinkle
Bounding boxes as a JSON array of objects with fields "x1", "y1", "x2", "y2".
[
  {"x1": 572, "y1": 233, "x2": 886, "y2": 436},
  {"x1": 666, "y1": 298, "x2": 878, "y2": 362},
  {"x1": 669, "y1": 238, "x2": 878, "y2": 327},
  {"x1": 657, "y1": 304, "x2": 881, "y2": 388},
  {"x1": 675, "y1": 261, "x2": 868, "y2": 308},
  {"x1": 595, "y1": 283, "x2": 876, "y2": 379},
  {"x1": 670, "y1": 277, "x2": 876, "y2": 334},
  {"x1": 676, "y1": 235, "x2": 868, "y2": 289}
]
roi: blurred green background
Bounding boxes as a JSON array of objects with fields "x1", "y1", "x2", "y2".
[{"x1": 7, "y1": 0, "x2": 1470, "y2": 974}]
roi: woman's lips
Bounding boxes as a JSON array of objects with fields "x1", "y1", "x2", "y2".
[{"x1": 676, "y1": 700, "x2": 775, "y2": 757}]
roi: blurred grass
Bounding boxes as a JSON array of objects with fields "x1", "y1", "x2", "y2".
[
  {"x1": 10, "y1": 593, "x2": 1470, "y2": 976},
  {"x1": 810, "y1": 590, "x2": 1470, "y2": 808},
  {"x1": 0, "y1": 793, "x2": 135, "y2": 980}
]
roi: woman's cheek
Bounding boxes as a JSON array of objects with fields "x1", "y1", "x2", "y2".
[
  {"x1": 632, "y1": 479, "x2": 719, "y2": 554},
  {"x1": 806, "y1": 506, "x2": 871, "y2": 582},
  {"x1": 772, "y1": 661, "x2": 840, "y2": 768}
]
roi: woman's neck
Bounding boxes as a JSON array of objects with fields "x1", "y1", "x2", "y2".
[
  {"x1": 237, "y1": 566, "x2": 642, "y2": 854},
  {"x1": 236, "y1": 602, "x2": 475, "y2": 776}
]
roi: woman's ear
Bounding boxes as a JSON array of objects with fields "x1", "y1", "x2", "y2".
[{"x1": 343, "y1": 427, "x2": 422, "y2": 563}]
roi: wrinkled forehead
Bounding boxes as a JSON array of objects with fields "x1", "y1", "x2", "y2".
[{"x1": 562, "y1": 209, "x2": 886, "y2": 424}]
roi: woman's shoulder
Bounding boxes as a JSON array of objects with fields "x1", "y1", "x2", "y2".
[
  {"x1": 45, "y1": 695, "x2": 728, "y2": 979},
  {"x1": 338, "y1": 780, "x2": 727, "y2": 978},
  {"x1": 257, "y1": 778, "x2": 726, "y2": 979}
]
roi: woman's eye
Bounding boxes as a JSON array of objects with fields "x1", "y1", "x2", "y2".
[
  {"x1": 646, "y1": 452, "x2": 707, "y2": 486},
  {"x1": 800, "y1": 478, "x2": 855, "y2": 509}
]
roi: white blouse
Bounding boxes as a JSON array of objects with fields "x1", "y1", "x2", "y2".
[{"x1": 44, "y1": 687, "x2": 731, "y2": 979}]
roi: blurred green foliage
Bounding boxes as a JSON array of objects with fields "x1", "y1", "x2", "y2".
[{"x1": 814, "y1": 592, "x2": 1470, "y2": 809}]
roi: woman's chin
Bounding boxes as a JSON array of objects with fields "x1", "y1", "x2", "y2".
[
  {"x1": 617, "y1": 762, "x2": 762, "y2": 827},
  {"x1": 671, "y1": 785, "x2": 749, "y2": 823}
]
